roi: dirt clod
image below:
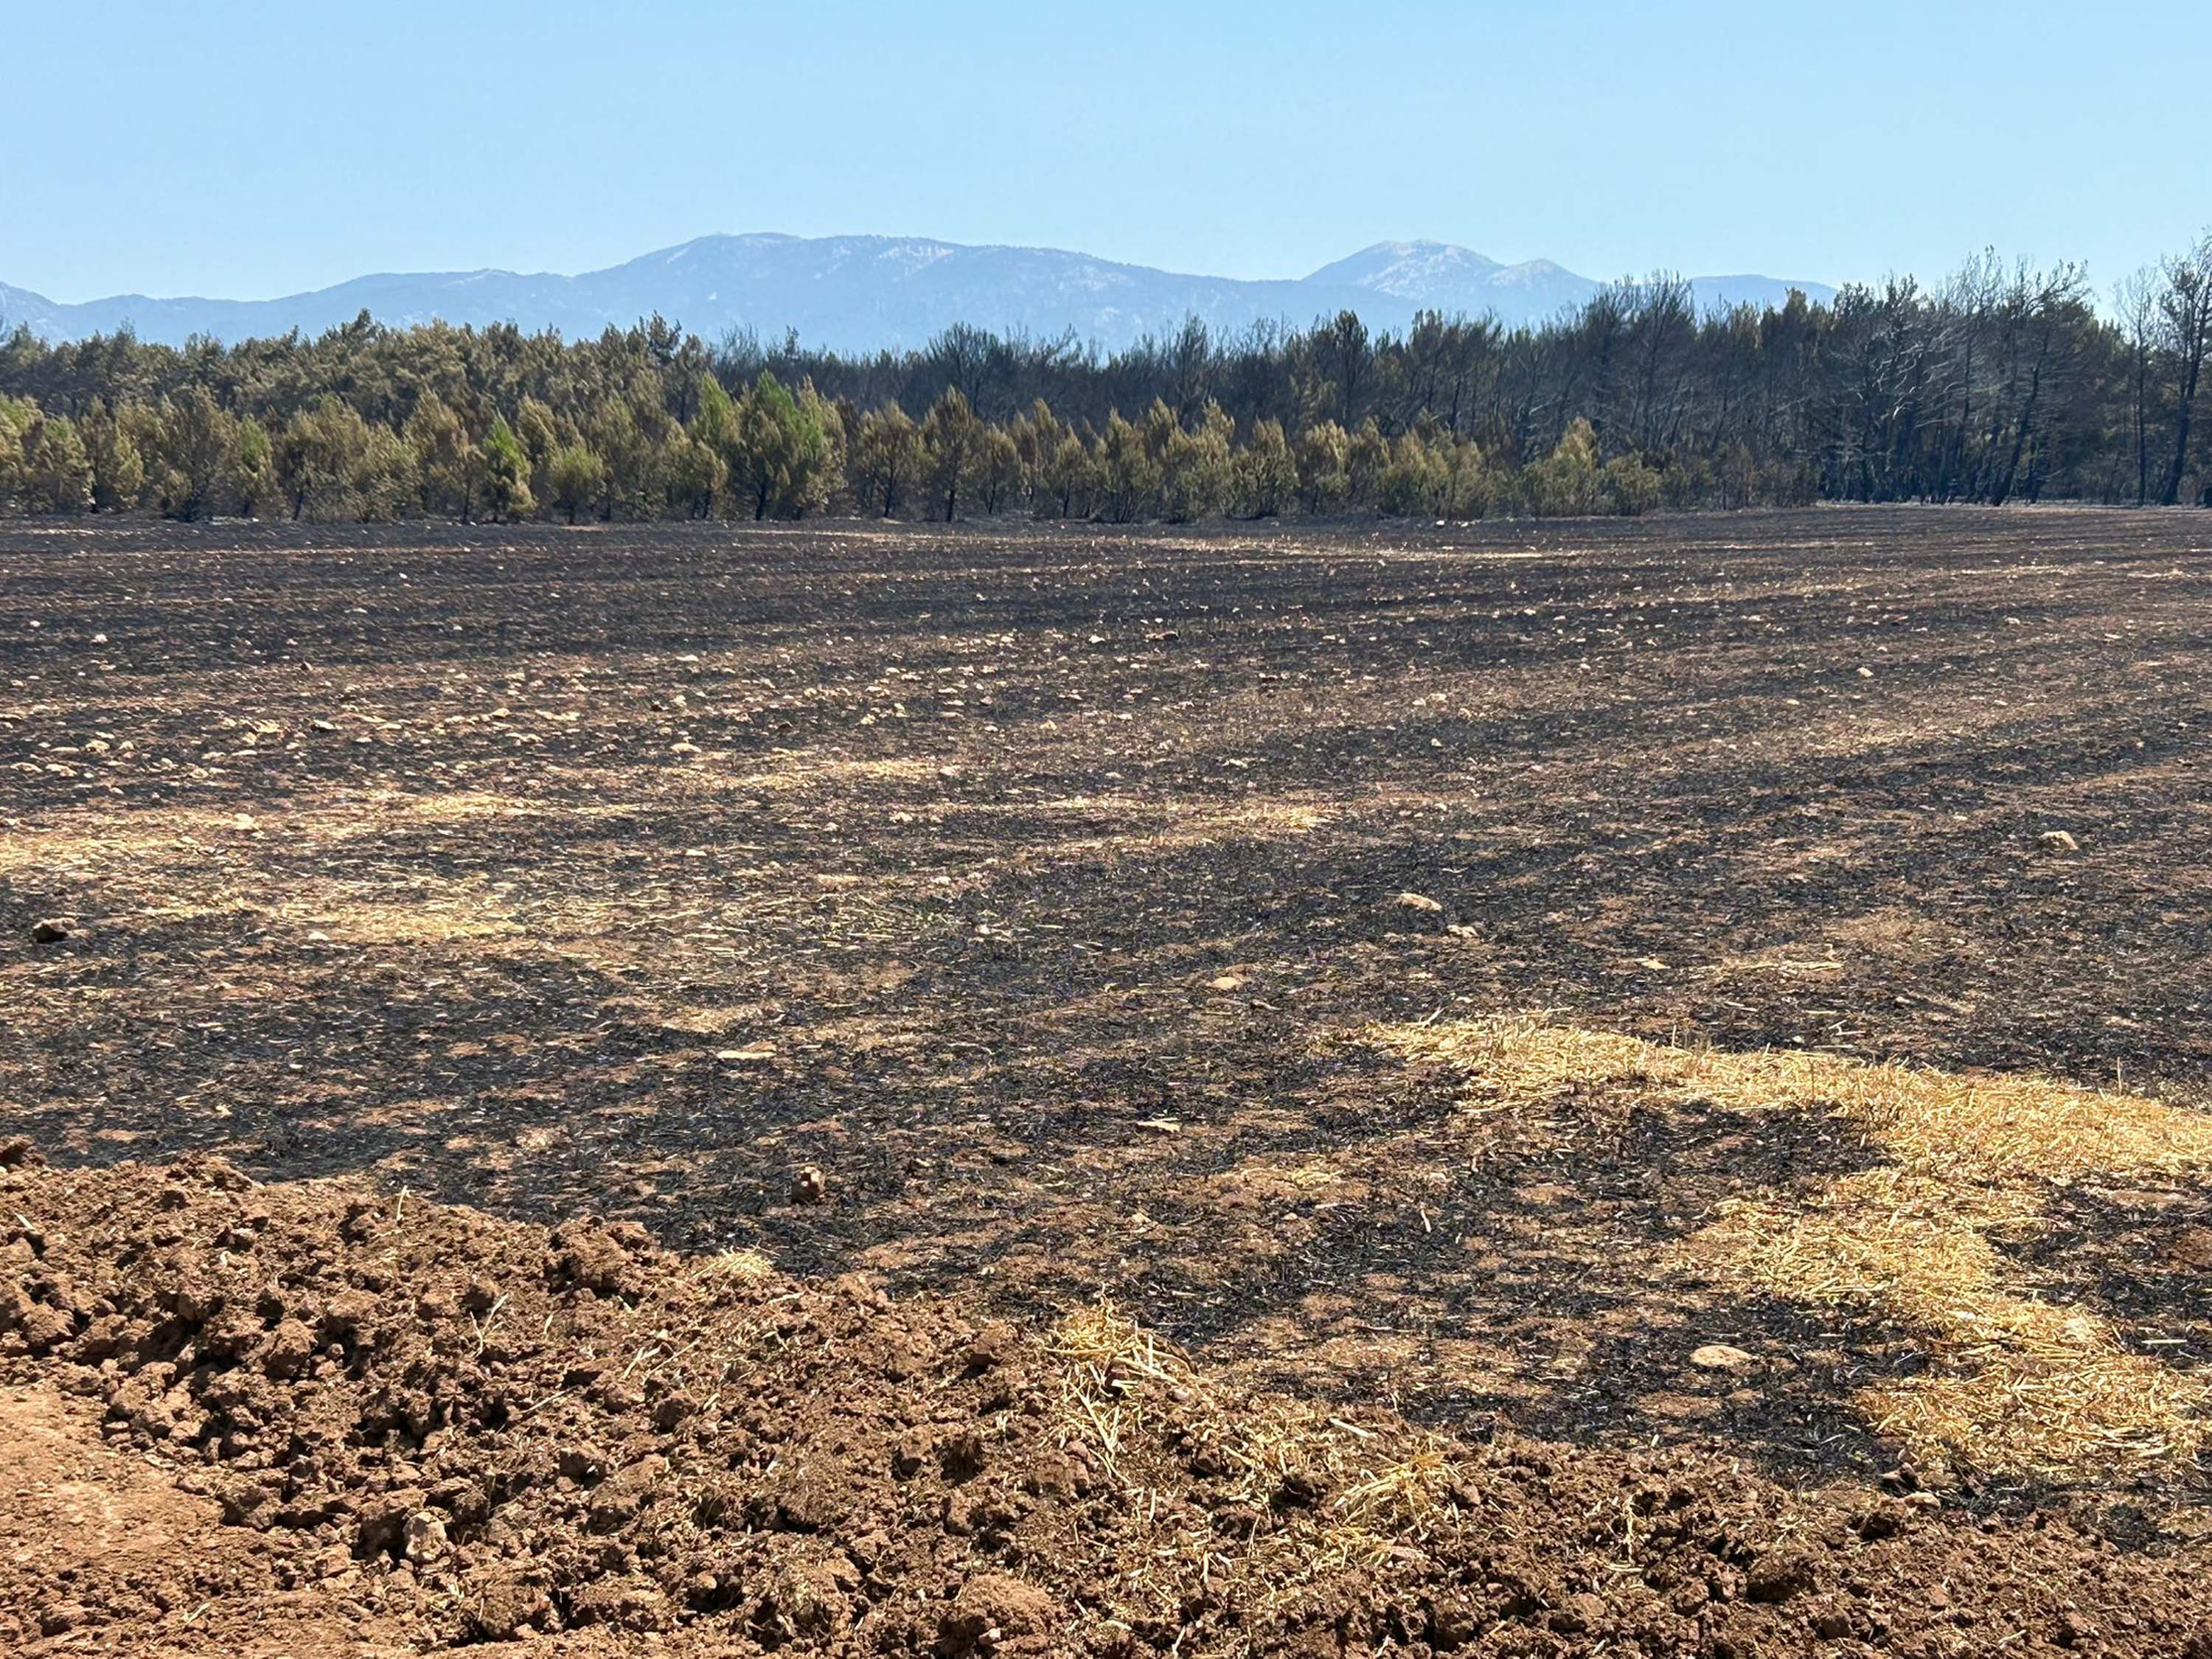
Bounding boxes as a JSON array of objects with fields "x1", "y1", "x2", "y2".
[
  {"x1": 1746, "y1": 1547, "x2": 1821, "y2": 1602},
  {"x1": 403, "y1": 1509, "x2": 448, "y2": 1562},
  {"x1": 1548, "y1": 1591, "x2": 1607, "y2": 1634},
  {"x1": 937, "y1": 1571, "x2": 1060, "y2": 1654}
]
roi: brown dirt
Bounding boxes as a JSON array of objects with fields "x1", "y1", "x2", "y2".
[
  {"x1": 5, "y1": 1144, "x2": 2211, "y2": 1658},
  {"x1": 0, "y1": 1377, "x2": 414, "y2": 1656}
]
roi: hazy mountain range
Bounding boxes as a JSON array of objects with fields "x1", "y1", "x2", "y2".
[{"x1": 0, "y1": 234, "x2": 1835, "y2": 352}]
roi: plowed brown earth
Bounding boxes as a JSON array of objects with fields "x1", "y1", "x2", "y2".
[
  {"x1": 6, "y1": 1144, "x2": 2211, "y2": 1658},
  {"x1": 4, "y1": 507, "x2": 2212, "y2": 1653}
]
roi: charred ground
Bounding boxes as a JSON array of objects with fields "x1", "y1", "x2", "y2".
[{"x1": 4, "y1": 506, "x2": 2211, "y2": 1495}]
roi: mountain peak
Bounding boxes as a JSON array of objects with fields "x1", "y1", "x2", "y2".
[
  {"x1": 3, "y1": 233, "x2": 1835, "y2": 351},
  {"x1": 1306, "y1": 241, "x2": 1503, "y2": 296}
]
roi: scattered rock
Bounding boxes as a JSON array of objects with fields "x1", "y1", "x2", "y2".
[
  {"x1": 1689, "y1": 1343, "x2": 1758, "y2": 1372},
  {"x1": 1393, "y1": 891, "x2": 1444, "y2": 914},
  {"x1": 403, "y1": 1511, "x2": 448, "y2": 1562},
  {"x1": 2039, "y1": 829, "x2": 2081, "y2": 855},
  {"x1": 792, "y1": 1164, "x2": 829, "y2": 1205}
]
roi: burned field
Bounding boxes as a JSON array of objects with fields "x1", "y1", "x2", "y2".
[{"x1": 5, "y1": 507, "x2": 2212, "y2": 1655}]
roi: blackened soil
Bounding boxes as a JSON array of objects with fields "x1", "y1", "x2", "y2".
[{"x1": 5, "y1": 505, "x2": 2211, "y2": 1491}]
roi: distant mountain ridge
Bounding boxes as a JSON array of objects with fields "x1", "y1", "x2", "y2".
[{"x1": 1, "y1": 234, "x2": 1835, "y2": 352}]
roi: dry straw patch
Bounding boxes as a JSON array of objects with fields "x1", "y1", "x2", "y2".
[
  {"x1": 1702, "y1": 1171, "x2": 2208, "y2": 1480},
  {"x1": 1048, "y1": 1304, "x2": 1452, "y2": 1621},
  {"x1": 699, "y1": 1247, "x2": 777, "y2": 1284},
  {"x1": 267, "y1": 893, "x2": 526, "y2": 945},
  {"x1": 1377, "y1": 1015, "x2": 2212, "y2": 1483}
]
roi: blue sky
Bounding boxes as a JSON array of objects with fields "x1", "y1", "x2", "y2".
[{"x1": 9, "y1": 0, "x2": 2207, "y2": 302}]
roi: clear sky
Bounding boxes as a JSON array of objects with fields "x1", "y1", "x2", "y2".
[{"x1": 9, "y1": 0, "x2": 2207, "y2": 303}]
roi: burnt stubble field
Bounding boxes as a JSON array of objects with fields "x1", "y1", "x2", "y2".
[{"x1": 7, "y1": 507, "x2": 2212, "y2": 1655}]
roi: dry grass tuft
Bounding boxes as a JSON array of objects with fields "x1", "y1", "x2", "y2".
[
  {"x1": 1046, "y1": 1301, "x2": 1455, "y2": 1623},
  {"x1": 1377, "y1": 1015, "x2": 2212, "y2": 1483},
  {"x1": 698, "y1": 1247, "x2": 776, "y2": 1283},
  {"x1": 1049, "y1": 1301, "x2": 1191, "y2": 1484}
]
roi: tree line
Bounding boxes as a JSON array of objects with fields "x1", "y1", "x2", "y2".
[{"x1": 3, "y1": 234, "x2": 2209, "y2": 525}]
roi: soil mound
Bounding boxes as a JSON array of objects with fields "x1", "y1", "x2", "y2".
[{"x1": 3, "y1": 1145, "x2": 2208, "y2": 1656}]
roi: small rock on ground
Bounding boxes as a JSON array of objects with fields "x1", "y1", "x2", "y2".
[{"x1": 1688, "y1": 1343, "x2": 1758, "y2": 1371}]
